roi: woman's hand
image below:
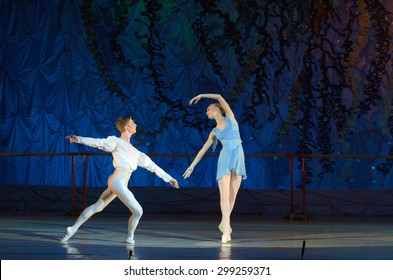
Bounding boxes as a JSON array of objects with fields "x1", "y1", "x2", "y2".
[
  {"x1": 189, "y1": 95, "x2": 202, "y2": 105},
  {"x1": 65, "y1": 135, "x2": 78, "y2": 144},
  {"x1": 183, "y1": 167, "x2": 194, "y2": 179}
]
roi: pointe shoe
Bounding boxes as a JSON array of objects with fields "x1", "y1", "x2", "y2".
[
  {"x1": 126, "y1": 237, "x2": 135, "y2": 245},
  {"x1": 60, "y1": 227, "x2": 74, "y2": 242},
  {"x1": 221, "y1": 234, "x2": 231, "y2": 244}
]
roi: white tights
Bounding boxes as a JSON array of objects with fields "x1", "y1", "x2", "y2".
[
  {"x1": 218, "y1": 172, "x2": 242, "y2": 238},
  {"x1": 67, "y1": 169, "x2": 143, "y2": 242}
]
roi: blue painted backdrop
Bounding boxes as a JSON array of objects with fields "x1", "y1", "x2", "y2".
[{"x1": 1, "y1": 0, "x2": 393, "y2": 191}]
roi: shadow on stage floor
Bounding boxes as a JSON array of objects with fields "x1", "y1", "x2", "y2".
[{"x1": 1, "y1": 212, "x2": 393, "y2": 260}]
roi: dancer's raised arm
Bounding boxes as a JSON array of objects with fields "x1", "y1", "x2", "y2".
[{"x1": 189, "y1": 93, "x2": 236, "y2": 123}]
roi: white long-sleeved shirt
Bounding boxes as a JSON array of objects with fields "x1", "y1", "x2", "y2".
[{"x1": 77, "y1": 136, "x2": 173, "y2": 183}]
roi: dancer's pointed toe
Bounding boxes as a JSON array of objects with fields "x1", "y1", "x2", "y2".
[
  {"x1": 126, "y1": 237, "x2": 135, "y2": 245},
  {"x1": 60, "y1": 227, "x2": 74, "y2": 242},
  {"x1": 221, "y1": 234, "x2": 231, "y2": 244}
]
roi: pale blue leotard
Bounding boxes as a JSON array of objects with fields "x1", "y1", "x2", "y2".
[{"x1": 213, "y1": 117, "x2": 247, "y2": 181}]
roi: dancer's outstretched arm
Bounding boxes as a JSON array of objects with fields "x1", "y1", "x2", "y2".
[
  {"x1": 183, "y1": 131, "x2": 214, "y2": 179},
  {"x1": 137, "y1": 152, "x2": 179, "y2": 188},
  {"x1": 65, "y1": 135, "x2": 116, "y2": 152}
]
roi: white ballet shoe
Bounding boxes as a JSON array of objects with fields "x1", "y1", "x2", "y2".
[
  {"x1": 126, "y1": 237, "x2": 135, "y2": 245},
  {"x1": 60, "y1": 227, "x2": 74, "y2": 242},
  {"x1": 221, "y1": 234, "x2": 231, "y2": 244}
]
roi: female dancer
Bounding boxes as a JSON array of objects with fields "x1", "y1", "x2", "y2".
[
  {"x1": 61, "y1": 116, "x2": 179, "y2": 244},
  {"x1": 183, "y1": 93, "x2": 246, "y2": 244}
]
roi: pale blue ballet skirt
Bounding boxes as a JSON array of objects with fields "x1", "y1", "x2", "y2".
[{"x1": 213, "y1": 117, "x2": 247, "y2": 181}]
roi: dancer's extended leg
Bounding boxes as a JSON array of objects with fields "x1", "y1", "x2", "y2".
[{"x1": 60, "y1": 188, "x2": 116, "y2": 242}]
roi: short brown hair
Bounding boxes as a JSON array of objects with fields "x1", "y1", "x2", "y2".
[{"x1": 116, "y1": 116, "x2": 132, "y2": 133}]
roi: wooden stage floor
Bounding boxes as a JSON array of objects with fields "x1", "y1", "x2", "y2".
[{"x1": 1, "y1": 212, "x2": 393, "y2": 260}]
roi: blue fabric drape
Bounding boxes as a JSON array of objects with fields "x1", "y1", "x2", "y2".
[{"x1": 1, "y1": 0, "x2": 393, "y2": 191}]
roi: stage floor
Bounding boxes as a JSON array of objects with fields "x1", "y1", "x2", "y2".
[{"x1": 1, "y1": 212, "x2": 393, "y2": 260}]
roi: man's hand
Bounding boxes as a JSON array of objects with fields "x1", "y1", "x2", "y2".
[
  {"x1": 169, "y1": 179, "x2": 179, "y2": 189},
  {"x1": 65, "y1": 135, "x2": 78, "y2": 143}
]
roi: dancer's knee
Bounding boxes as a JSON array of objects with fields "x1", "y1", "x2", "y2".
[{"x1": 133, "y1": 207, "x2": 143, "y2": 218}]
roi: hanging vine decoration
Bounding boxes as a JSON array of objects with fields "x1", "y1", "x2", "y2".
[
  {"x1": 327, "y1": 1, "x2": 371, "y2": 183},
  {"x1": 234, "y1": 1, "x2": 275, "y2": 129},
  {"x1": 80, "y1": 0, "x2": 134, "y2": 103},
  {"x1": 232, "y1": 47, "x2": 264, "y2": 129},
  {"x1": 379, "y1": 8, "x2": 393, "y2": 141},
  {"x1": 277, "y1": 1, "x2": 308, "y2": 137},
  {"x1": 316, "y1": 50, "x2": 335, "y2": 180},
  {"x1": 376, "y1": 73, "x2": 393, "y2": 176},
  {"x1": 359, "y1": 0, "x2": 389, "y2": 115},
  {"x1": 135, "y1": 0, "x2": 168, "y2": 98},
  {"x1": 272, "y1": 0, "x2": 293, "y2": 79},
  {"x1": 227, "y1": 0, "x2": 266, "y2": 107},
  {"x1": 228, "y1": 46, "x2": 262, "y2": 102},
  {"x1": 247, "y1": 1, "x2": 276, "y2": 125},
  {"x1": 380, "y1": 77, "x2": 393, "y2": 138},
  {"x1": 353, "y1": 0, "x2": 391, "y2": 175},
  {"x1": 133, "y1": 0, "x2": 186, "y2": 138},
  {"x1": 294, "y1": 1, "x2": 326, "y2": 188},
  {"x1": 278, "y1": 76, "x2": 303, "y2": 137},
  {"x1": 315, "y1": 52, "x2": 339, "y2": 179},
  {"x1": 342, "y1": 0, "x2": 370, "y2": 145},
  {"x1": 371, "y1": 0, "x2": 393, "y2": 175},
  {"x1": 294, "y1": 49, "x2": 317, "y2": 187},
  {"x1": 108, "y1": 0, "x2": 138, "y2": 70},
  {"x1": 276, "y1": 0, "x2": 309, "y2": 137},
  {"x1": 314, "y1": 1, "x2": 356, "y2": 179},
  {"x1": 192, "y1": 0, "x2": 228, "y2": 85},
  {"x1": 271, "y1": 0, "x2": 305, "y2": 128},
  {"x1": 291, "y1": 0, "x2": 331, "y2": 188},
  {"x1": 215, "y1": 2, "x2": 246, "y2": 65},
  {"x1": 333, "y1": 2, "x2": 354, "y2": 150}
]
